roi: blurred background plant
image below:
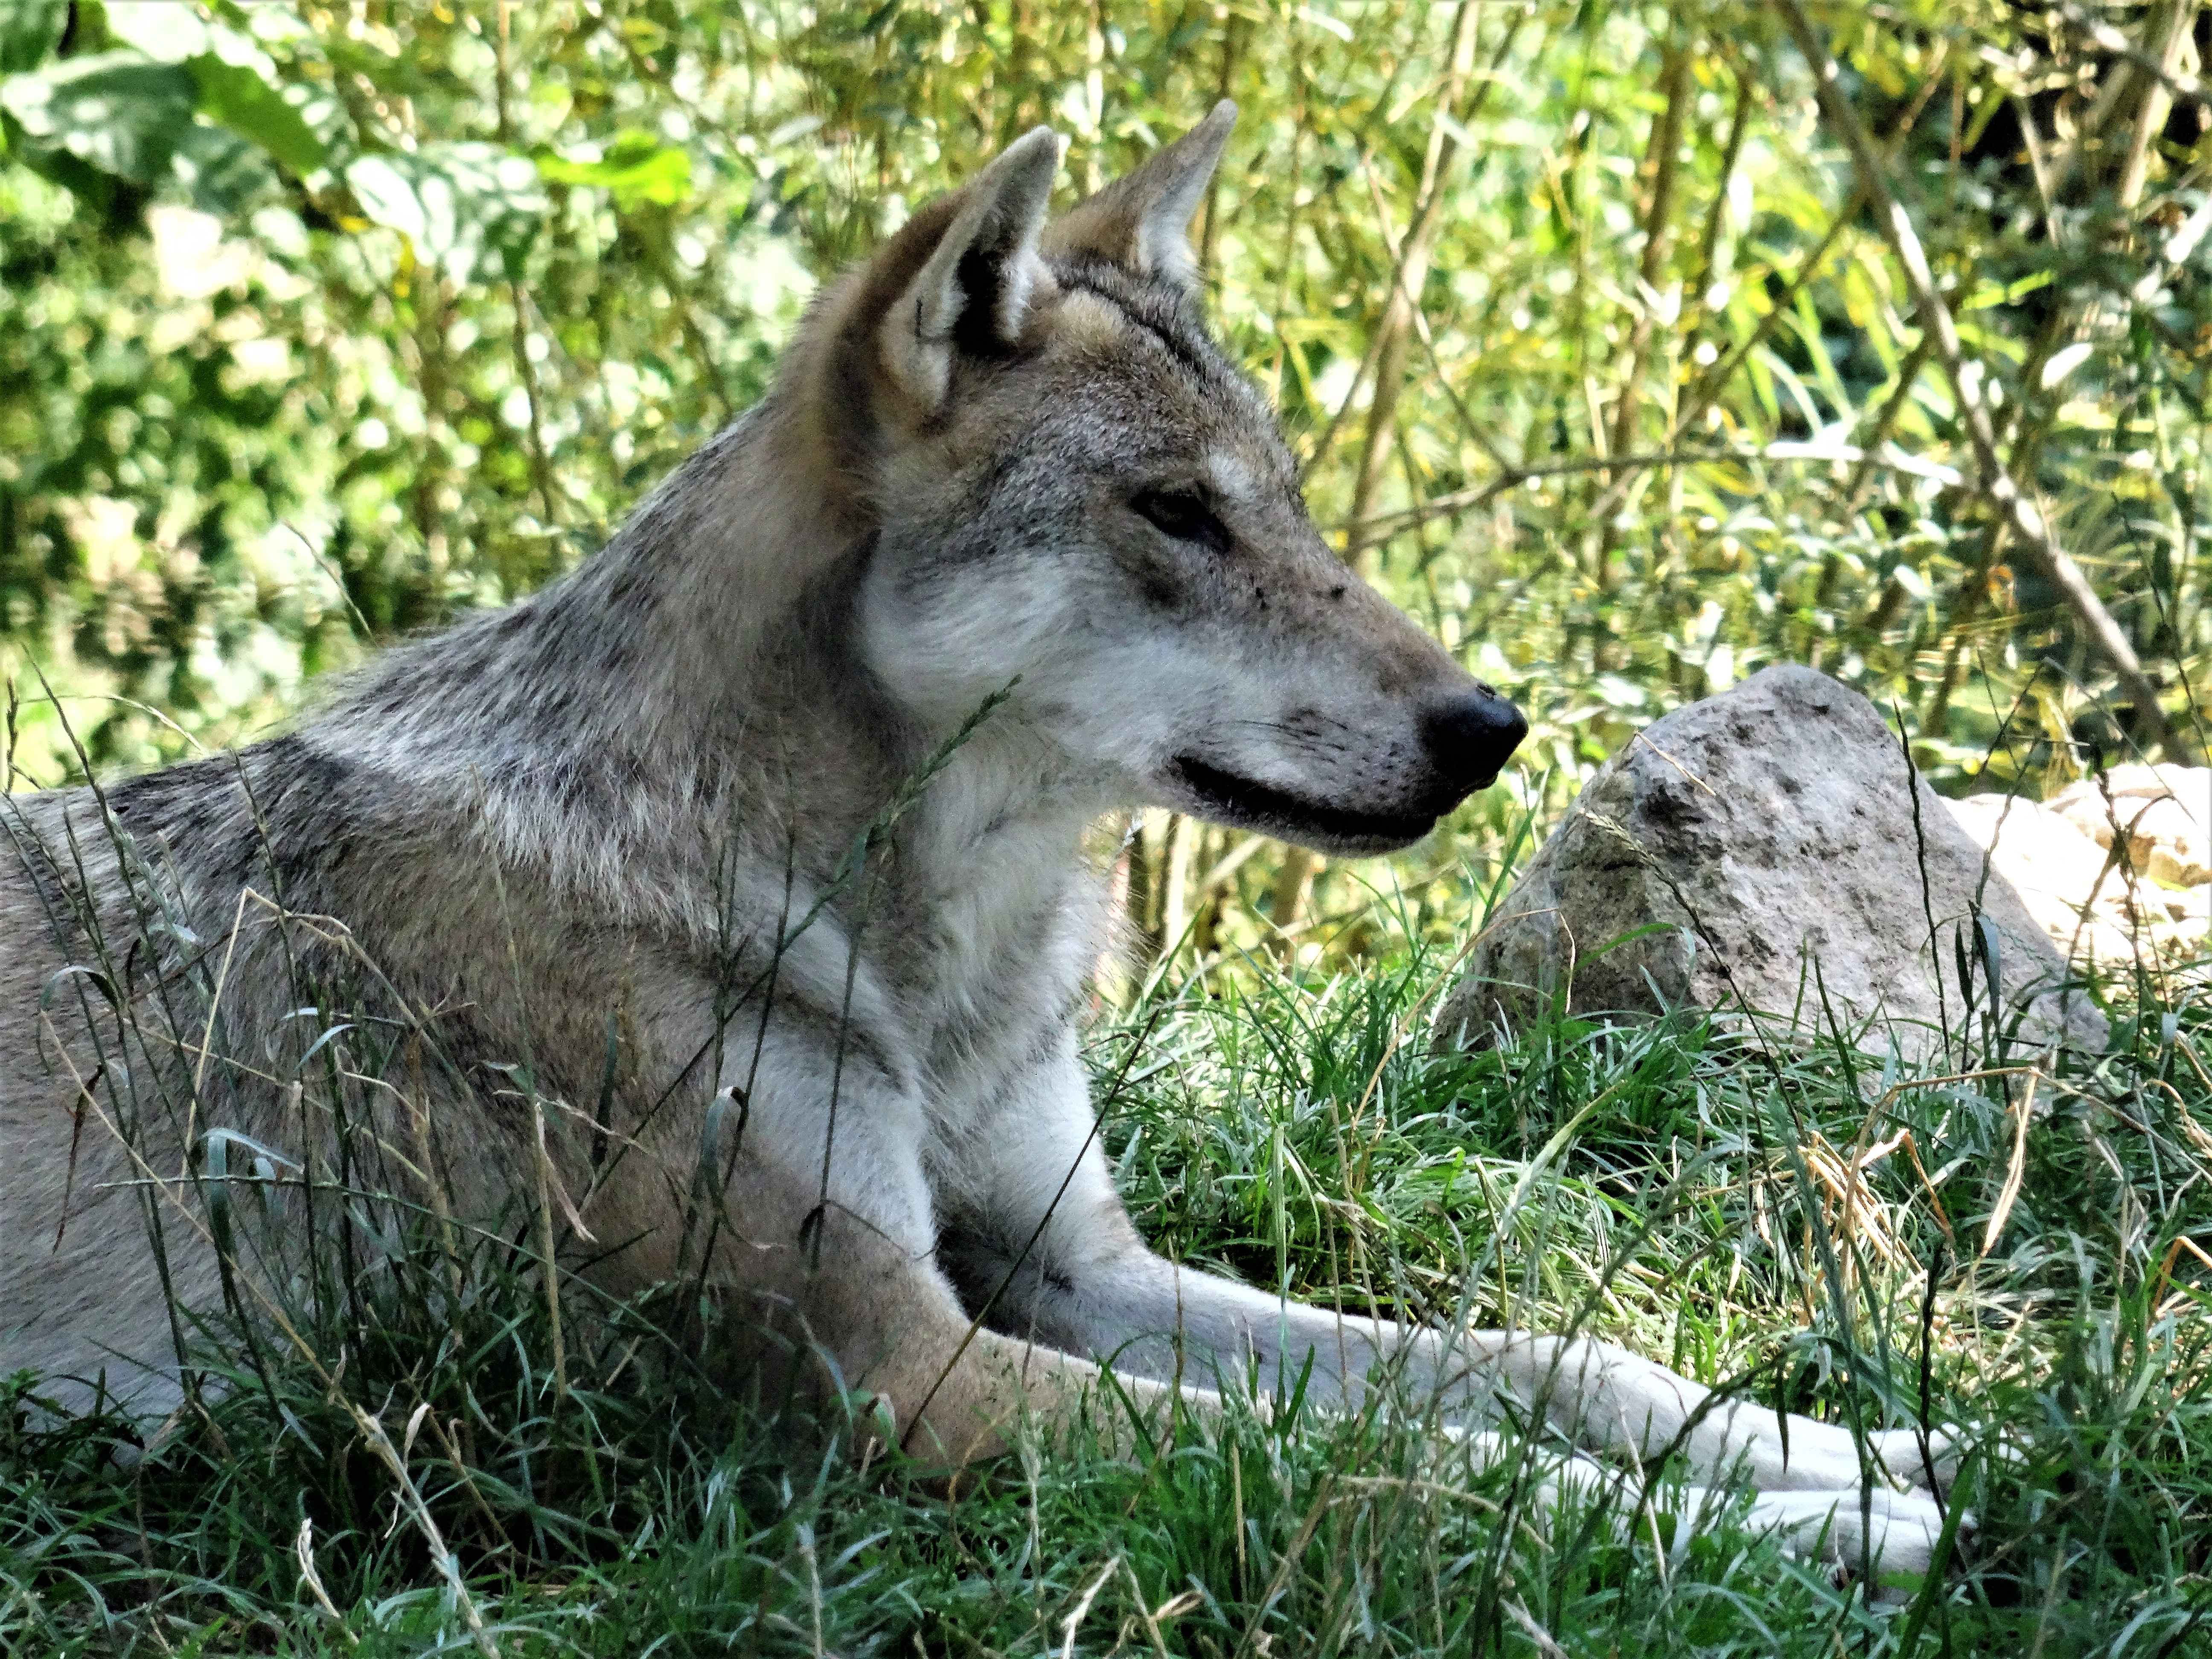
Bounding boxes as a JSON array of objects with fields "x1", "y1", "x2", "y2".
[{"x1": 4, "y1": 0, "x2": 2210, "y2": 980}]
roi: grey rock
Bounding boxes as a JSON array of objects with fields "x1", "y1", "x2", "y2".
[{"x1": 1435, "y1": 664, "x2": 2108, "y2": 1057}]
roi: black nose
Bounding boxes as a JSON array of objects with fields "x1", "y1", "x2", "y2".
[{"x1": 1420, "y1": 685, "x2": 1528, "y2": 792}]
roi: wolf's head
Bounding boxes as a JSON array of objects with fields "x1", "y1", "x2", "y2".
[{"x1": 801, "y1": 104, "x2": 1523, "y2": 856}]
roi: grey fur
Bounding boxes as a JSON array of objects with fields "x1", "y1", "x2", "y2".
[{"x1": 2, "y1": 107, "x2": 1955, "y2": 1579}]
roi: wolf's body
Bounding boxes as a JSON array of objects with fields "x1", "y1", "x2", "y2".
[{"x1": 2, "y1": 107, "x2": 1952, "y2": 1577}]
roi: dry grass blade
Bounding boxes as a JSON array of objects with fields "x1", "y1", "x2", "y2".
[
  {"x1": 341, "y1": 1398, "x2": 502, "y2": 1657},
  {"x1": 1058, "y1": 1555, "x2": 1121, "y2": 1659},
  {"x1": 1980, "y1": 1070, "x2": 2043, "y2": 1261},
  {"x1": 294, "y1": 1517, "x2": 359, "y2": 1647}
]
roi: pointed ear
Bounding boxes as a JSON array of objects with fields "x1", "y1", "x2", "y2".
[
  {"x1": 876, "y1": 125, "x2": 1062, "y2": 413},
  {"x1": 1042, "y1": 100, "x2": 1236, "y2": 290}
]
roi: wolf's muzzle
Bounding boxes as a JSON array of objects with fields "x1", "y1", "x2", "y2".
[{"x1": 1420, "y1": 686, "x2": 1528, "y2": 795}]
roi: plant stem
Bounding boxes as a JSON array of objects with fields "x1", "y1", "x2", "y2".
[
  {"x1": 1597, "y1": 38, "x2": 1693, "y2": 588},
  {"x1": 1775, "y1": 0, "x2": 2189, "y2": 763}
]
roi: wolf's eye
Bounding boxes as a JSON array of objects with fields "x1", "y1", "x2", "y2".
[{"x1": 1131, "y1": 487, "x2": 1232, "y2": 556}]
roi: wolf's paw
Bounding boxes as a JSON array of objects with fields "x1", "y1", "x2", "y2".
[
  {"x1": 1869, "y1": 1426, "x2": 1962, "y2": 1493},
  {"x1": 1746, "y1": 1484, "x2": 1967, "y2": 1600},
  {"x1": 1869, "y1": 1424, "x2": 2024, "y2": 1497}
]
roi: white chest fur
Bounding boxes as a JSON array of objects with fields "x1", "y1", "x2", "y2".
[{"x1": 890, "y1": 775, "x2": 1106, "y2": 1132}]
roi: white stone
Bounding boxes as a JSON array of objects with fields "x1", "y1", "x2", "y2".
[
  {"x1": 1942, "y1": 794, "x2": 2136, "y2": 959},
  {"x1": 2150, "y1": 841, "x2": 2211, "y2": 888}
]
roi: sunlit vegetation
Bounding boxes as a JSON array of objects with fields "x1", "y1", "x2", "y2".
[{"x1": 4, "y1": 3, "x2": 2211, "y2": 1652}]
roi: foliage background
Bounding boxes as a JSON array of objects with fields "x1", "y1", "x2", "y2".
[{"x1": 4, "y1": 0, "x2": 2210, "y2": 969}]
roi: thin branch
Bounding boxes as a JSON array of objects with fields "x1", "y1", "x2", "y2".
[
  {"x1": 1342, "y1": 439, "x2": 1960, "y2": 553},
  {"x1": 2069, "y1": 10, "x2": 2204, "y2": 99},
  {"x1": 2118, "y1": 1, "x2": 2200, "y2": 211},
  {"x1": 1278, "y1": 0, "x2": 1499, "y2": 940},
  {"x1": 1577, "y1": 40, "x2": 1950, "y2": 536},
  {"x1": 1598, "y1": 38, "x2": 1694, "y2": 585},
  {"x1": 1558, "y1": 189, "x2": 1860, "y2": 544},
  {"x1": 1838, "y1": 332, "x2": 1938, "y2": 517},
  {"x1": 1357, "y1": 156, "x2": 1513, "y2": 478},
  {"x1": 1690, "y1": 63, "x2": 1758, "y2": 309},
  {"x1": 1775, "y1": 0, "x2": 2189, "y2": 763},
  {"x1": 1343, "y1": 0, "x2": 1492, "y2": 531},
  {"x1": 2049, "y1": 1, "x2": 2199, "y2": 203}
]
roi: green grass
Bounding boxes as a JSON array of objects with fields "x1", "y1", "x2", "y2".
[{"x1": 5, "y1": 924, "x2": 2211, "y2": 1657}]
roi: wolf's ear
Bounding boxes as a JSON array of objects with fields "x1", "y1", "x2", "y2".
[
  {"x1": 876, "y1": 125, "x2": 1062, "y2": 413},
  {"x1": 1042, "y1": 100, "x2": 1236, "y2": 290}
]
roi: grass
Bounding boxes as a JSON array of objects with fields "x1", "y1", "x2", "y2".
[{"x1": 4, "y1": 910, "x2": 2211, "y2": 1657}]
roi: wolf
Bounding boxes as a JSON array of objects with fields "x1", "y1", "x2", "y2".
[{"x1": 0, "y1": 104, "x2": 1955, "y2": 1578}]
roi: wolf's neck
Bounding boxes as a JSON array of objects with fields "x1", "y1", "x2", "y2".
[
  {"x1": 318, "y1": 401, "x2": 1111, "y2": 923},
  {"x1": 329, "y1": 405, "x2": 846, "y2": 779}
]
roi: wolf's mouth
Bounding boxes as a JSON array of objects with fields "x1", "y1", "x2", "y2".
[{"x1": 1169, "y1": 754, "x2": 1461, "y2": 850}]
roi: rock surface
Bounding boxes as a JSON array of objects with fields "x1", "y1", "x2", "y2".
[
  {"x1": 1436, "y1": 665, "x2": 2108, "y2": 1055},
  {"x1": 2047, "y1": 764, "x2": 2212, "y2": 888},
  {"x1": 1942, "y1": 784, "x2": 2209, "y2": 964},
  {"x1": 1939, "y1": 794, "x2": 2133, "y2": 962}
]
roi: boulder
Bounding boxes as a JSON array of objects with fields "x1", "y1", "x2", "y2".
[{"x1": 1436, "y1": 665, "x2": 2107, "y2": 1056}]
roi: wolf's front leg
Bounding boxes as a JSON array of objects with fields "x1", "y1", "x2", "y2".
[
  {"x1": 935, "y1": 1036, "x2": 1955, "y2": 1496},
  {"x1": 1465, "y1": 1332, "x2": 1960, "y2": 1496},
  {"x1": 620, "y1": 1025, "x2": 1170, "y2": 1465},
  {"x1": 760, "y1": 1193, "x2": 1182, "y2": 1467},
  {"x1": 931, "y1": 1037, "x2": 1419, "y2": 1402},
  {"x1": 1459, "y1": 1432, "x2": 1951, "y2": 1591}
]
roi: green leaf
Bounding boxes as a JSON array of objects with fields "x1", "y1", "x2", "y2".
[
  {"x1": 171, "y1": 121, "x2": 279, "y2": 217},
  {"x1": 102, "y1": 1, "x2": 217, "y2": 61},
  {"x1": 0, "y1": 53, "x2": 198, "y2": 185},
  {"x1": 346, "y1": 142, "x2": 547, "y2": 285},
  {"x1": 0, "y1": 0, "x2": 65, "y2": 75},
  {"x1": 188, "y1": 55, "x2": 325, "y2": 175},
  {"x1": 535, "y1": 129, "x2": 694, "y2": 207}
]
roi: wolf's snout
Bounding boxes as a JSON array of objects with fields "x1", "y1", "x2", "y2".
[{"x1": 1420, "y1": 687, "x2": 1528, "y2": 794}]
